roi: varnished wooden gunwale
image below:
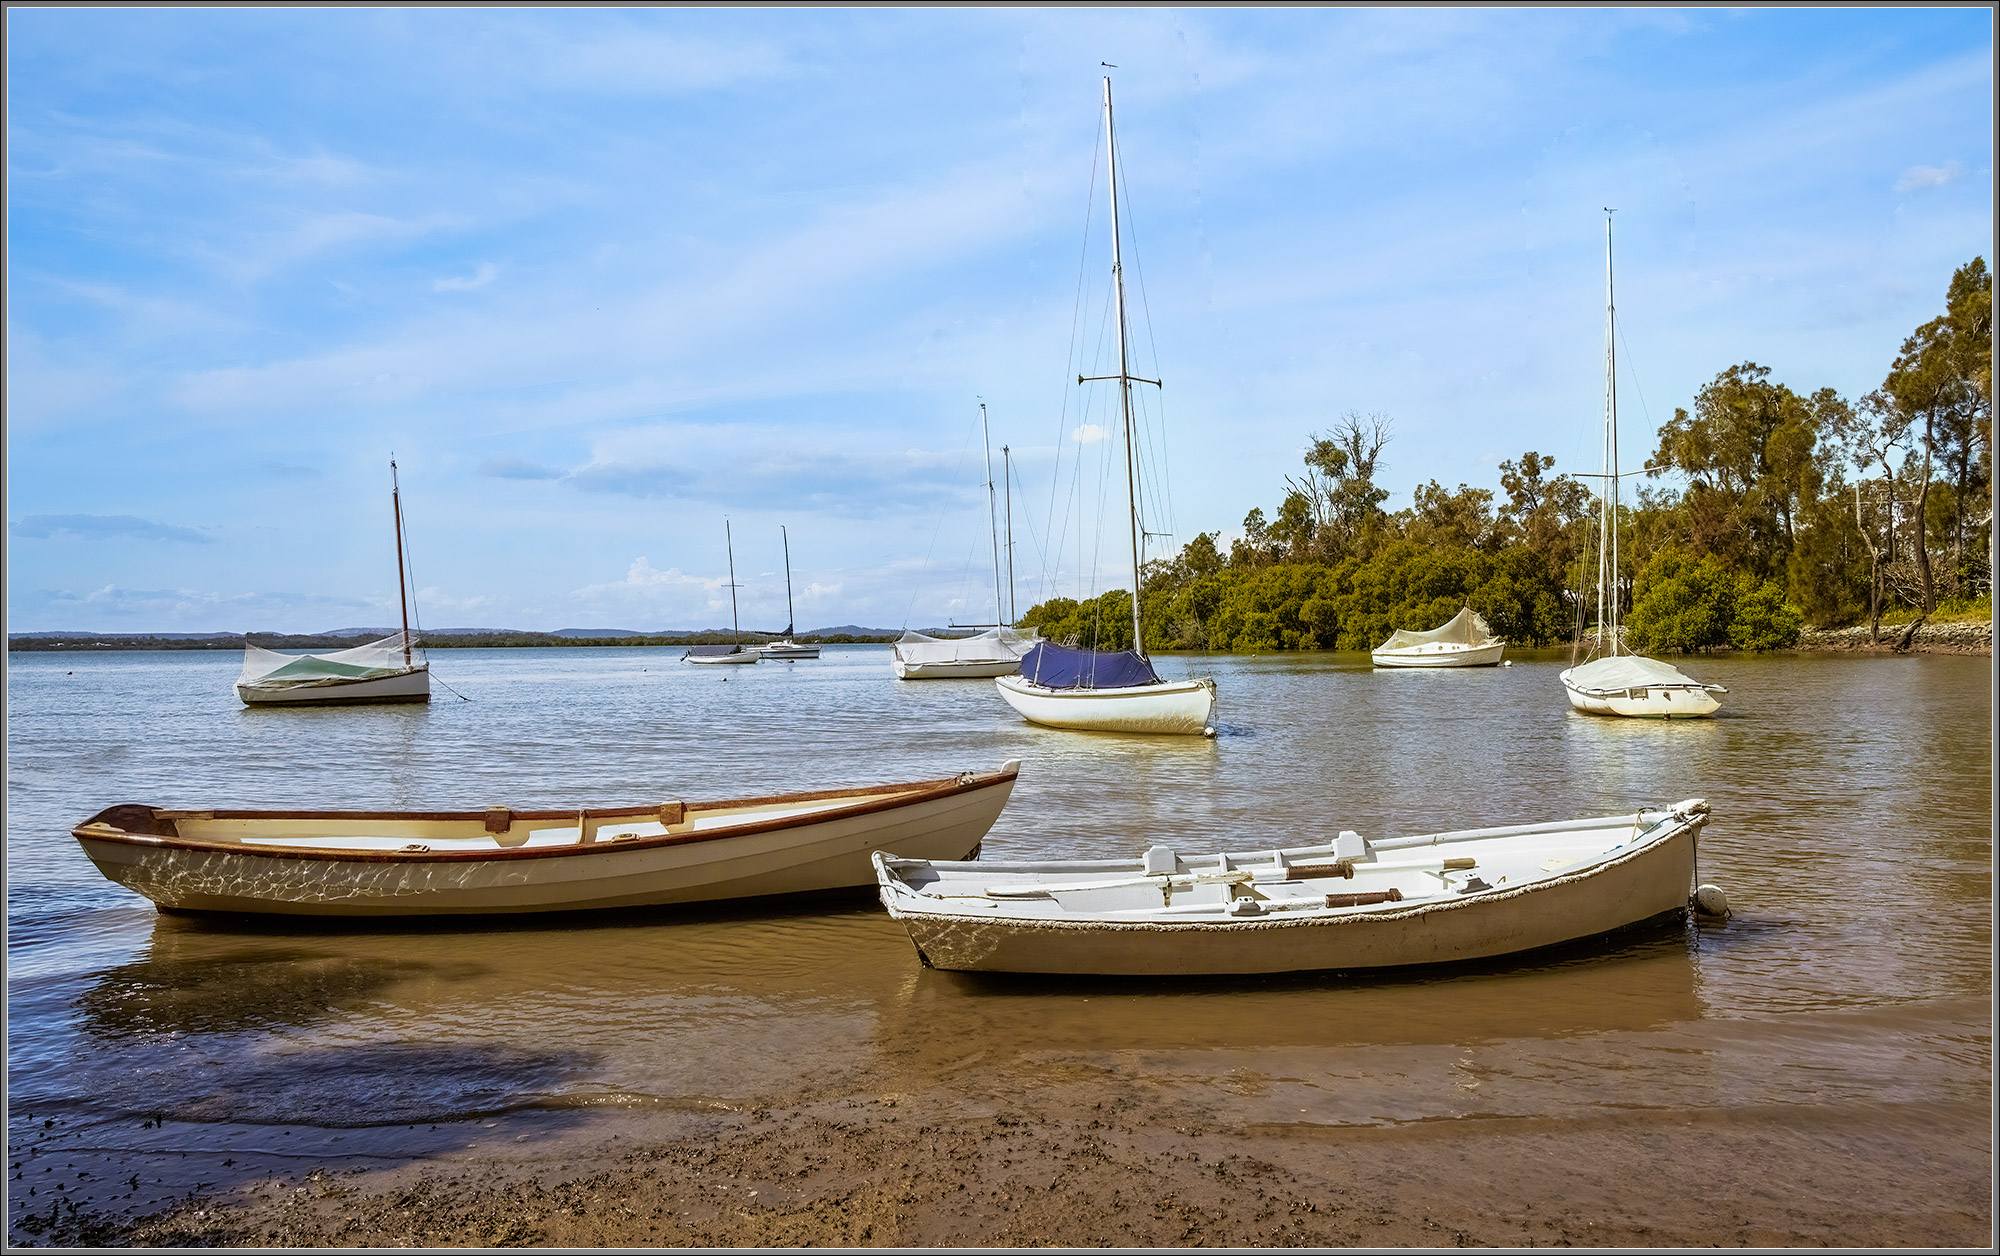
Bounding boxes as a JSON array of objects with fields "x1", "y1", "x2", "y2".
[{"x1": 73, "y1": 766, "x2": 1017, "y2": 865}]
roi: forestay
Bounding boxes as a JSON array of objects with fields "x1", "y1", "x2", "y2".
[
  {"x1": 1378, "y1": 608, "x2": 1499, "y2": 651},
  {"x1": 237, "y1": 632, "x2": 423, "y2": 690},
  {"x1": 1017, "y1": 641, "x2": 1159, "y2": 690}
]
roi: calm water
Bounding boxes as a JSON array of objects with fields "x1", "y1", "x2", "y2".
[{"x1": 5, "y1": 646, "x2": 1991, "y2": 1201}]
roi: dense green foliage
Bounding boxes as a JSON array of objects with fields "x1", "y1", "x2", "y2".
[{"x1": 1022, "y1": 258, "x2": 1991, "y2": 654}]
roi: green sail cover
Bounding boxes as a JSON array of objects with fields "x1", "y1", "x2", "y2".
[{"x1": 238, "y1": 633, "x2": 424, "y2": 691}]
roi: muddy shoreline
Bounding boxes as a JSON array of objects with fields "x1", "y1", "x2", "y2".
[
  {"x1": 15, "y1": 1080, "x2": 1992, "y2": 1249},
  {"x1": 1795, "y1": 619, "x2": 1991, "y2": 654}
]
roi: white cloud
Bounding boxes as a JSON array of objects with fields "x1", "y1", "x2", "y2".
[
  {"x1": 1073, "y1": 423, "x2": 1108, "y2": 445},
  {"x1": 1894, "y1": 161, "x2": 1964, "y2": 193},
  {"x1": 433, "y1": 262, "x2": 499, "y2": 293}
]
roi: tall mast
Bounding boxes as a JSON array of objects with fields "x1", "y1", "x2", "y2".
[
  {"x1": 781, "y1": 525, "x2": 795, "y2": 637},
  {"x1": 725, "y1": 518, "x2": 740, "y2": 646},
  {"x1": 1603, "y1": 209, "x2": 1621, "y2": 653},
  {"x1": 1002, "y1": 444, "x2": 1016, "y2": 623},
  {"x1": 980, "y1": 402, "x2": 1004, "y2": 628},
  {"x1": 1105, "y1": 76, "x2": 1146, "y2": 660},
  {"x1": 390, "y1": 457, "x2": 412, "y2": 666}
]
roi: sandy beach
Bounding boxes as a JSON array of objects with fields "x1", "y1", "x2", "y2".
[{"x1": 15, "y1": 1062, "x2": 1991, "y2": 1248}]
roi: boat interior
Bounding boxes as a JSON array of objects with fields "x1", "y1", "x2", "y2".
[{"x1": 883, "y1": 808, "x2": 1696, "y2": 920}]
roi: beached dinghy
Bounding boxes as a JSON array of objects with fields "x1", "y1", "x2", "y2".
[
  {"x1": 875, "y1": 799, "x2": 1712, "y2": 976},
  {"x1": 72, "y1": 761, "x2": 1020, "y2": 918}
]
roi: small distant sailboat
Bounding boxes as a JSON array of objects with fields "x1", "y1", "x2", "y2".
[
  {"x1": 1372, "y1": 607, "x2": 1507, "y2": 668},
  {"x1": 1561, "y1": 213, "x2": 1724, "y2": 718},
  {"x1": 685, "y1": 519, "x2": 761, "y2": 666},
  {"x1": 993, "y1": 76, "x2": 1216, "y2": 736},
  {"x1": 756, "y1": 527, "x2": 820, "y2": 659},
  {"x1": 893, "y1": 402, "x2": 1037, "y2": 679},
  {"x1": 235, "y1": 460, "x2": 431, "y2": 706}
]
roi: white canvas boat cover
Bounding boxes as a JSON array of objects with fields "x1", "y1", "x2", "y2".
[
  {"x1": 1377, "y1": 608, "x2": 1500, "y2": 652},
  {"x1": 1565, "y1": 653, "x2": 1709, "y2": 694},
  {"x1": 237, "y1": 632, "x2": 425, "y2": 690},
  {"x1": 893, "y1": 627, "x2": 1037, "y2": 667}
]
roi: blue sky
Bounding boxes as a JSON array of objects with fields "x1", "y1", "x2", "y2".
[{"x1": 7, "y1": 7, "x2": 1992, "y2": 633}]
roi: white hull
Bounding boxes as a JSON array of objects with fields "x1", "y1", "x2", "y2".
[
  {"x1": 237, "y1": 666, "x2": 430, "y2": 706},
  {"x1": 994, "y1": 674, "x2": 1216, "y2": 735},
  {"x1": 1561, "y1": 670, "x2": 1723, "y2": 718},
  {"x1": 877, "y1": 801, "x2": 1708, "y2": 976},
  {"x1": 1371, "y1": 641, "x2": 1506, "y2": 668},
  {"x1": 896, "y1": 656, "x2": 1022, "y2": 679},
  {"x1": 687, "y1": 650, "x2": 761, "y2": 665},
  {"x1": 72, "y1": 763, "x2": 1020, "y2": 918},
  {"x1": 757, "y1": 641, "x2": 820, "y2": 659}
]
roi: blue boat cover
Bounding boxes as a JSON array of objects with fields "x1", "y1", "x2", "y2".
[{"x1": 1017, "y1": 642, "x2": 1160, "y2": 690}]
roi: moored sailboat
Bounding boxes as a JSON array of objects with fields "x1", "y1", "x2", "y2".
[
  {"x1": 894, "y1": 402, "x2": 1037, "y2": 679},
  {"x1": 1561, "y1": 213, "x2": 1724, "y2": 718},
  {"x1": 993, "y1": 76, "x2": 1215, "y2": 736},
  {"x1": 1371, "y1": 607, "x2": 1507, "y2": 668},
  {"x1": 756, "y1": 526, "x2": 820, "y2": 659},
  {"x1": 235, "y1": 459, "x2": 431, "y2": 706},
  {"x1": 686, "y1": 519, "x2": 760, "y2": 665}
]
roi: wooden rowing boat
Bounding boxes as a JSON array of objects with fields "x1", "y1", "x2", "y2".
[
  {"x1": 73, "y1": 761, "x2": 1021, "y2": 918},
  {"x1": 874, "y1": 799, "x2": 1712, "y2": 975}
]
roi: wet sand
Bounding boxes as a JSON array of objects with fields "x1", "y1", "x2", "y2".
[{"x1": 15, "y1": 1078, "x2": 1991, "y2": 1248}]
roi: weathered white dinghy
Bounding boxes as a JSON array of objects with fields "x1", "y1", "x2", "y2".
[
  {"x1": 875, "y1": 799, "x2": 1712, "y2": 975},
  {"x1": 72, "y1": 761, "x2": 1020, "y2": 918},
  {"x1": 1371, "y1": 608, "x2": 1506, "y2": 668}
]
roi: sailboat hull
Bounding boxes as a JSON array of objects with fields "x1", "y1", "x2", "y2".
[
  {"x1": 757, "y1": 641, "x2": 820, "y2": 659},
  {"x1": 1560, "y1": 670, "x2": 1722, "y2": 718},
  {"x1": 995, "y1": 674, "x2": 1215, "y2": 735},
  {"x1": 1372, "y1": 642, "x2": 1507, "y2": 668},
  {"x1": 237, "y1": 667, "x2": 431, "y2": 706},
  {"x1": 687, "y1": 652, "x2": 761, "y2": 666}
]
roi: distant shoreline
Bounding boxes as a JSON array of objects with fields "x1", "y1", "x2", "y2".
[
  {"x1": 5, "y1": 632, "x2": 903, "y2": 652},
  {"x1": 8, "y1": 620, "x2": 1988, "y2": 655}
]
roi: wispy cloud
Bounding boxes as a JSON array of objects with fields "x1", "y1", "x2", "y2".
[
  {"x1": 12, "y1": 514, "x2": 212, "y2": 543},
  {"x1": 1895, "y1": 160, "x2": 1964, "y2": 193},
  {"x1": 478, "y1": 453, "x2": 565, "y2": 480},
  {"x1": 433, "y1": 262, "x2": 498, "y2": 292}
]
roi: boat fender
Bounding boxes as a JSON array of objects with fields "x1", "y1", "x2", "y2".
[
  {"x1": 1693, "y1": 884, "x2": 1731, "y2": 917},
  {"x1": 1325, "y1": 889, "x2": 1403, "y2": 908},
  {"x1": 484, "y1": 807, "x2": 513, "y2": 835},
  {"x1": 1143, "y1": 846, "x2": 1178, "y2": 875},
  {"x1": 658, "y1": 800, "x2": 686, "y2": 827}
]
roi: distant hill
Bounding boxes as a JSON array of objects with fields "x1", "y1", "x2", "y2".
[{"x1": 9, "y1": 625, "x2": 907, "y2": 650}]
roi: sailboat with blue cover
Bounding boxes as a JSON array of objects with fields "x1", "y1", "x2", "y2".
[{"x1": 994, "y1": 77, "x2": 1216, "y2": 737}]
